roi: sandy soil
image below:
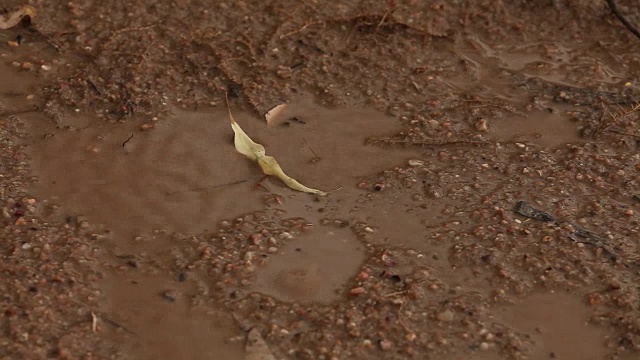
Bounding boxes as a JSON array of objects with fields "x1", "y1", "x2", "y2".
[{"x1": 2, "y1": 1, "x2": 640, "y2": 359}]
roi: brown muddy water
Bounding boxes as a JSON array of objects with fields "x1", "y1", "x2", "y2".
[
  {"x1": 17, "y1": 95, "x2": 612, "y2": 360},
  {"x1": 498, "y1": 292, "x2": 608, "y2": 360},
  {"x1": 20, "y1": 96, "x2": 421, "y2": 358},
  {"x1": 8, "y1": 74, "x2": 620, "y2": 359},
  {"x1": 24, "y1": 101, "x2": 419, "y2": 243},
  {"x1": 3, "y1": 2, "x2": 640, "y2": 358}
]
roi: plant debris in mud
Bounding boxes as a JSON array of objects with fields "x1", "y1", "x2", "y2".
[
  {"x1": 0, "y1": 5, "x2": 35, "y2": 30},
  {"x1": 606, "y1": 0, "x2": 640, "y2": 41},
  {"x1": 226, "y1": 97, "x2": 326, "y2": 196},
  {"x1": 514, "y1": 200, "x2": 617, "y2": 259}
]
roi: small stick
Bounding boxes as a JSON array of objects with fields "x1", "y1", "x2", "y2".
[
  {"x1": 253, "y1": 175, "x2": 270, "y2": 191},
  {"x1": 606, "y1": 0, "x2": 640, "y2": 41},
  {"x1": 607, "y1": 128, "x2": 640, "y2": 139},
  {"x1": 100, "y1": 315, "x2": 136, "y2": 335},
  {"x1": 0, "y1": 105, "x2": 39, "y2": 117},
  {"x1": 87, "y1": 79, "x2": 101, "y2": 95},
  {"x1": 375, "y1": 0, "x2": 397, "y2": 33},
  {"x1": 301, "y1": 136, "x2": 320, "y2": 162},
  {"x1": 122, "y1": 134, "x2": 134, "y2": 147},
  {"x1": 279, "y1": 21, "x2": 323, "y2": 39},
  {"x1": 91, "y1": 312, "x2": 98, "y2": 333}
]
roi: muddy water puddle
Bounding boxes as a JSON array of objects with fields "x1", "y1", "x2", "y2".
[
  {"x1": 24, "y1": 101, "x2": 419, "y2": 244},
  {"x1": 252, "y1": 226, "x2": 365, "y2": 304},
  {"x1": 498, "y1": 292, "x2": 608, "y2": 360},
  {"x1": 22, "y1": 100, "x2": 419, "y2": 356},
  {"x1": 105, "y1": 273, "x2": 244, "y2": 360},
  {"x1": 489, "y1": 108, "x2": 582, "y2": 148},
  {"x1": 23, "y1": 110, "x2": 263, "y2": 243}
]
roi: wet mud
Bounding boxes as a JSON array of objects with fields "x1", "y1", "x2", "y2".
[
  {"x1": 498, "y1": 292, "x2": 608, "y2": 360},
  {"x1": 2, "y1": 1, "x2": 640, "y2": 360}
]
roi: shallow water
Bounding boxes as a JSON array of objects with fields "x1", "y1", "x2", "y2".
[
  {"x1": 498, "y1": 292, "x2": 608, "y2": 360},
  {"x1": 23, "y1": 100, "x2": 418, "y2": 246},
  {"x1": 252, "y1": 226, "x2": 365, "y2": 304}
]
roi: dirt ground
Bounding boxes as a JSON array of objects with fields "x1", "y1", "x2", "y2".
[{"x1": 2, "y1": 0, "x2": 640, "y2": 359}]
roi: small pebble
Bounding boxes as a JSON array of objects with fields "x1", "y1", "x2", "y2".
[
  {"x1": 250, "y1": 233, "x2": 263, "y2": 245},
  {"x1": 436, "y1": 309, "x2": 454, "y2": 322},
  {"x1": 161, "y1": 290, "x2": 177, "y2": 302},
  {"x1": 408, "y1": 159, "x2": 424, "y2": 167},
  {"x1": 379, "y1": 339, "x2": 393, "y2": 350},
  {"x1": 475, "y1": 118, "x2": 488, "y2": 132},
  {"x1": 357, "y1": 271, "x2": 369, "y2": 280},
  {"x1": 350, "y1": 287, "x2": 366, "y2": 295}
]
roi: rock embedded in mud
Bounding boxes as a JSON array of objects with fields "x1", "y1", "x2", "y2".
[
  {"x1": 475, "y1": 118, "x2": 488, "y2": 132},
  {"x1": 437, "y1": 309, "x2": 455, "y2": 322},
  {"x1": 245, "y1": 328, "x2": 276, "y2": 360},
  {"x1": 350, "y1": 287, "x2": 366, "y2": 295},
  {"x1": 357, "y1": 271, "x2": 369, "y2": 280},
  {"x1": 160, "y1": 289, "x2": 178, "y2": 302},
  {"x1": 379, "y1": 339, "x2": 394, "y2": 350}
]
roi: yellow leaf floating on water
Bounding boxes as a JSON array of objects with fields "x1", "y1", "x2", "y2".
[
  {"x1": 226, "y1": 99, "x2": 326, "y2": 196},
  {"x1": 0, "y1": 5, "x2": 36, "y2": 30}
]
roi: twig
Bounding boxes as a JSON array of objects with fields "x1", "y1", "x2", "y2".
[
  {"x1": 607, "y1": 128, "x2": 640, "y2": 139},
  {"x1": 86, "y1": 79, "x2": 101, "y2": 95},
  {"x1": 606, "y1": 0, "x2": 640, "y2": 41},
  {"x1": 91, "y1": 312, "x2": 98, "y2": 333},
  {"x1": 67, "y1": 297, "x2": 136, "y2": 335},
  {"x1": 464, "y1": 103, "x2": 527, "y2": 118},
  {"x1": 594, "y1": 102, "x2": 640, "y2": 137},
  {"x1": 301, "y1": 136, "x2": 320, "y2": 162},
  {"x1": 99, "y1": 314, "x2": 136, "y2": 335},
  {"x1": 375, "y1": 0, "x2": 397, "y2": 34},
  {"x1": 366, "y1": 137, "x2": 489, "y2": 147},
  {"x1": 101, "y1": 25, "x2": 156, "y2": 52},
  {"x1": 279, "y1": 21, "x2": 324, "y2": 39},
  {"x1": 0, "y1": 105, "x2": 39, "y2": 117},
  {"x1": 122, "y1": 134, "x2": 134, "y2": 147}
]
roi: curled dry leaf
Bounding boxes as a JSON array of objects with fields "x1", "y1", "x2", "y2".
[
  {"x1": 226, "y1": 98, "x2": 326, "y2": 196},
  {"x1": 264, "y1": 103, "x2": 288, "y2": 127},
  {"x1": 0, "y1": 5, "x2": 36, "y2": 30}
]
